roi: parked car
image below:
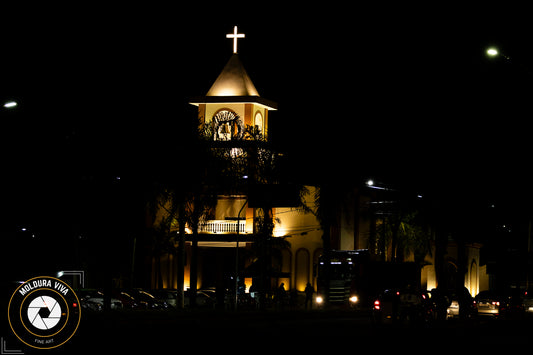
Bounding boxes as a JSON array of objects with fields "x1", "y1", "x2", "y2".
[
  {"x1": 523, "y1": 291, "x2": 533, "y2": 315},
  {"x1": 446, "y1": 287, "x2": 477, "y2": 319},
  {"x1": 475, "y1": 291, "x2": 503, "y2": 317},
  {"x1": 80, "y1": 297, "x2": 103, "y2": 312},
  {"x1": 78, "y1": 289, "x2": 123, "y2": 311},
  {"x1": 151, "y1": 289, "x2": 178, "y2": 308},
  {"x1": 446, "y1": 300, "x2": 460, "y2": 319},
  {"x1": 373, "y1": 288, "x2": 435, "y2": 325},
  {"x1": 373, "y1": 289, "x2": 399, "y2": 324},
  {"x1": 113, "y1": 290, "x2": 139, "y2": 309},
  {"x1": 504, "y1": 290, "x2": 525, "y2": 318},
  {"x1": 150, "y1": 289, "x2": 216, "y2": 308},
  {"x1": 126, "y1": 289, "x2": 170, "y2": 310},
  {"x1": 186, "y1": 290, "x2": 216, "y2": 308}
]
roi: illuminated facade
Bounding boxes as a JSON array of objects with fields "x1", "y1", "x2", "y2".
[
  {"x1": 152, "y1": 27, "x2": 325, "y2": 293},
  {"x1": 333, "y1": 190, "x2": 489, "y2": 296},
  {"x1": 151, "y1": 27, "x2": 488, "y2": 298}
]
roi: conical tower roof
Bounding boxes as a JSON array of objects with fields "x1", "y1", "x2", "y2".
[
  {"x1": 206, "y1": 54, "x2": 259, "y2": 97},
  {"x1": 189, "y1": 54, "x2": 277, "y2": 110}
]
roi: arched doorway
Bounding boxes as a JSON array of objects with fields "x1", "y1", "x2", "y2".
[
  {"x1": 295, "y1": 248, "x2": 310, "y2": 292},
  {"x1": 470, "y1": 260, "x2": 478, "y2": 296}
]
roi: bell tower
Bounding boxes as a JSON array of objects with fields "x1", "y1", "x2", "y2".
[{"x1": 189, "y1": 26, "x2": 277, "y2": 141}]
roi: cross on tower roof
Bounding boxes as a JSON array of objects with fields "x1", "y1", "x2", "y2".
[{"x1": 226, "y1": 26, "x2": 245, "y2": 54}]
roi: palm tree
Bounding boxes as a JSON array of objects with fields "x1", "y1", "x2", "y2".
[
  {"x1": 184, "y1": 190, "x2": 217, "y2": 307},
  {"x1": 312, "y1": 182, "x2": 351, "y2": 304},
  {"x1": 145, "y1": 124, "x2": 211, "y2": 308},
  {"x1": 147, "y1": 184, "x2": 188, "y2": 308}
]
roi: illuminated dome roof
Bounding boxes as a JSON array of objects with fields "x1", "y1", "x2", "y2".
[{"x1": 206, "y1": 54, "x2": 260, "y2": 97}]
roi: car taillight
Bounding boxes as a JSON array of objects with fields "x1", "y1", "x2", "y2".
[{"x1": 374, "y1": 300, "x2": 380, "y2": 310}]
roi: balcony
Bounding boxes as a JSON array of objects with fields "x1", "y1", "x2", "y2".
[{"x1": 199, "y1": 220, "x2": 247, "y2": 234}]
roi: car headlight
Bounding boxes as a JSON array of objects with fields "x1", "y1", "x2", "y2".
[
  {"x1": 316, "y1": 296, "x2": 323, "y2": 304},
  {"x1": 349, "y1": 296, "x2": 358, "y2": 303}
]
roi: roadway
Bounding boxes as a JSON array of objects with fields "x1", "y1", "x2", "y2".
[{"x1": 37, "y1": 309, "x2": 533, "y2": 353}]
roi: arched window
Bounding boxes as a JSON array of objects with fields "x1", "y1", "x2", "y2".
[
  {"x1": 213, "y1": 109, "x2": 243, "y2": 141},
  {"x1": 254, "y1": 112, "x2": 263, "y2": 137}
]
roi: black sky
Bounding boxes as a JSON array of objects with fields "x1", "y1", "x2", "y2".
[{"x1": 2, "y1": 4, "x2": 533, "y2": 230}]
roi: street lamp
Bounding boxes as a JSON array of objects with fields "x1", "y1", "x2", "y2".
[
  {"x1": 484, "y1": 45, "x2": 533, "y2": 81},
  {"x1": 487, "y1": 48, "x2": 499, "y2": 57},
  {"x1": 365, "y1": 179, "x2": 391, "y2": 191},
  {"x1": 3, "y1": 101, "x2": 17, "y2": 109},
  {"x1": 485, "y1": 47, "x2": 511, "y2": 61}
]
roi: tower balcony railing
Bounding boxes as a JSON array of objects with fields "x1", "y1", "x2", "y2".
[{"x1": 199, "y1": 220, "x2": 247, "y2": 234}]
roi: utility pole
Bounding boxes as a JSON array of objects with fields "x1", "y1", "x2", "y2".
[
  {"x1": 527, "y1": 219, "x2": 531, "y2": 290},
  {"x1": 230, "y1": 199, "x2": 248, "y2": 310}
]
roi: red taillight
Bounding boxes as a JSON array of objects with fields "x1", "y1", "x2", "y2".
[{"x1": 374, "y1": 300, "x2": 381, "y2": 310}]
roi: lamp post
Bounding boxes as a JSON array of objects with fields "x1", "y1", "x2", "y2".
[
  {"x1": 486, "y1": 47, "x2": 511, "y2": 61},
  {"x1": 235, "y1": 199, "x2": 248, "y2": 310},
  {"x1": 485, "y1": 45, "x2": 533, "y2": 290}
]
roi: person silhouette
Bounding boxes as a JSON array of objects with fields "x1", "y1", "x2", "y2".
[{"x1": 305, "y1": 282, "x2": 314, "y2": 309}]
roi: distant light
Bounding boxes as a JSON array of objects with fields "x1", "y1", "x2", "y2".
[
  {"x1": 487, "y1": 48, "x2": 499, "y2": 56},
  {"x1": 4, "y1": 101, "x2": 17, "y2": 108},
  {"x1": 366, "y1": 179, "x2": 374, "y2": 187},
  {"x1": 21, "y1": 227, "x2": 27, "y2": 232}
]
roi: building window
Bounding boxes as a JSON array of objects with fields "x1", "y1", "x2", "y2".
[
  {"x1": 213, "y1": 109, "x2": 243, "y2": 141},
  {"x1": 254, "y1": 111, "x2": 263, "y2": 138}
]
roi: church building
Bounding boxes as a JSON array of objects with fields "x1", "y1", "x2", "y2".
[
  {"x1": 152, "y1": 26, "x2": 325, "y2": 294},
  {"x1": 149, "y1": 26, "x2": 488, "y2": 300}
]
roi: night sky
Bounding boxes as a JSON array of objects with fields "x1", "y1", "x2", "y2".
[{"x1": 2, "y1": 4, "x2": 533, "y2": 249}]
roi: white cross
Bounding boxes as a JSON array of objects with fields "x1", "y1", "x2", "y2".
[{"x1": 226, "y1": 26, "x2": 245, "y2": 54}]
